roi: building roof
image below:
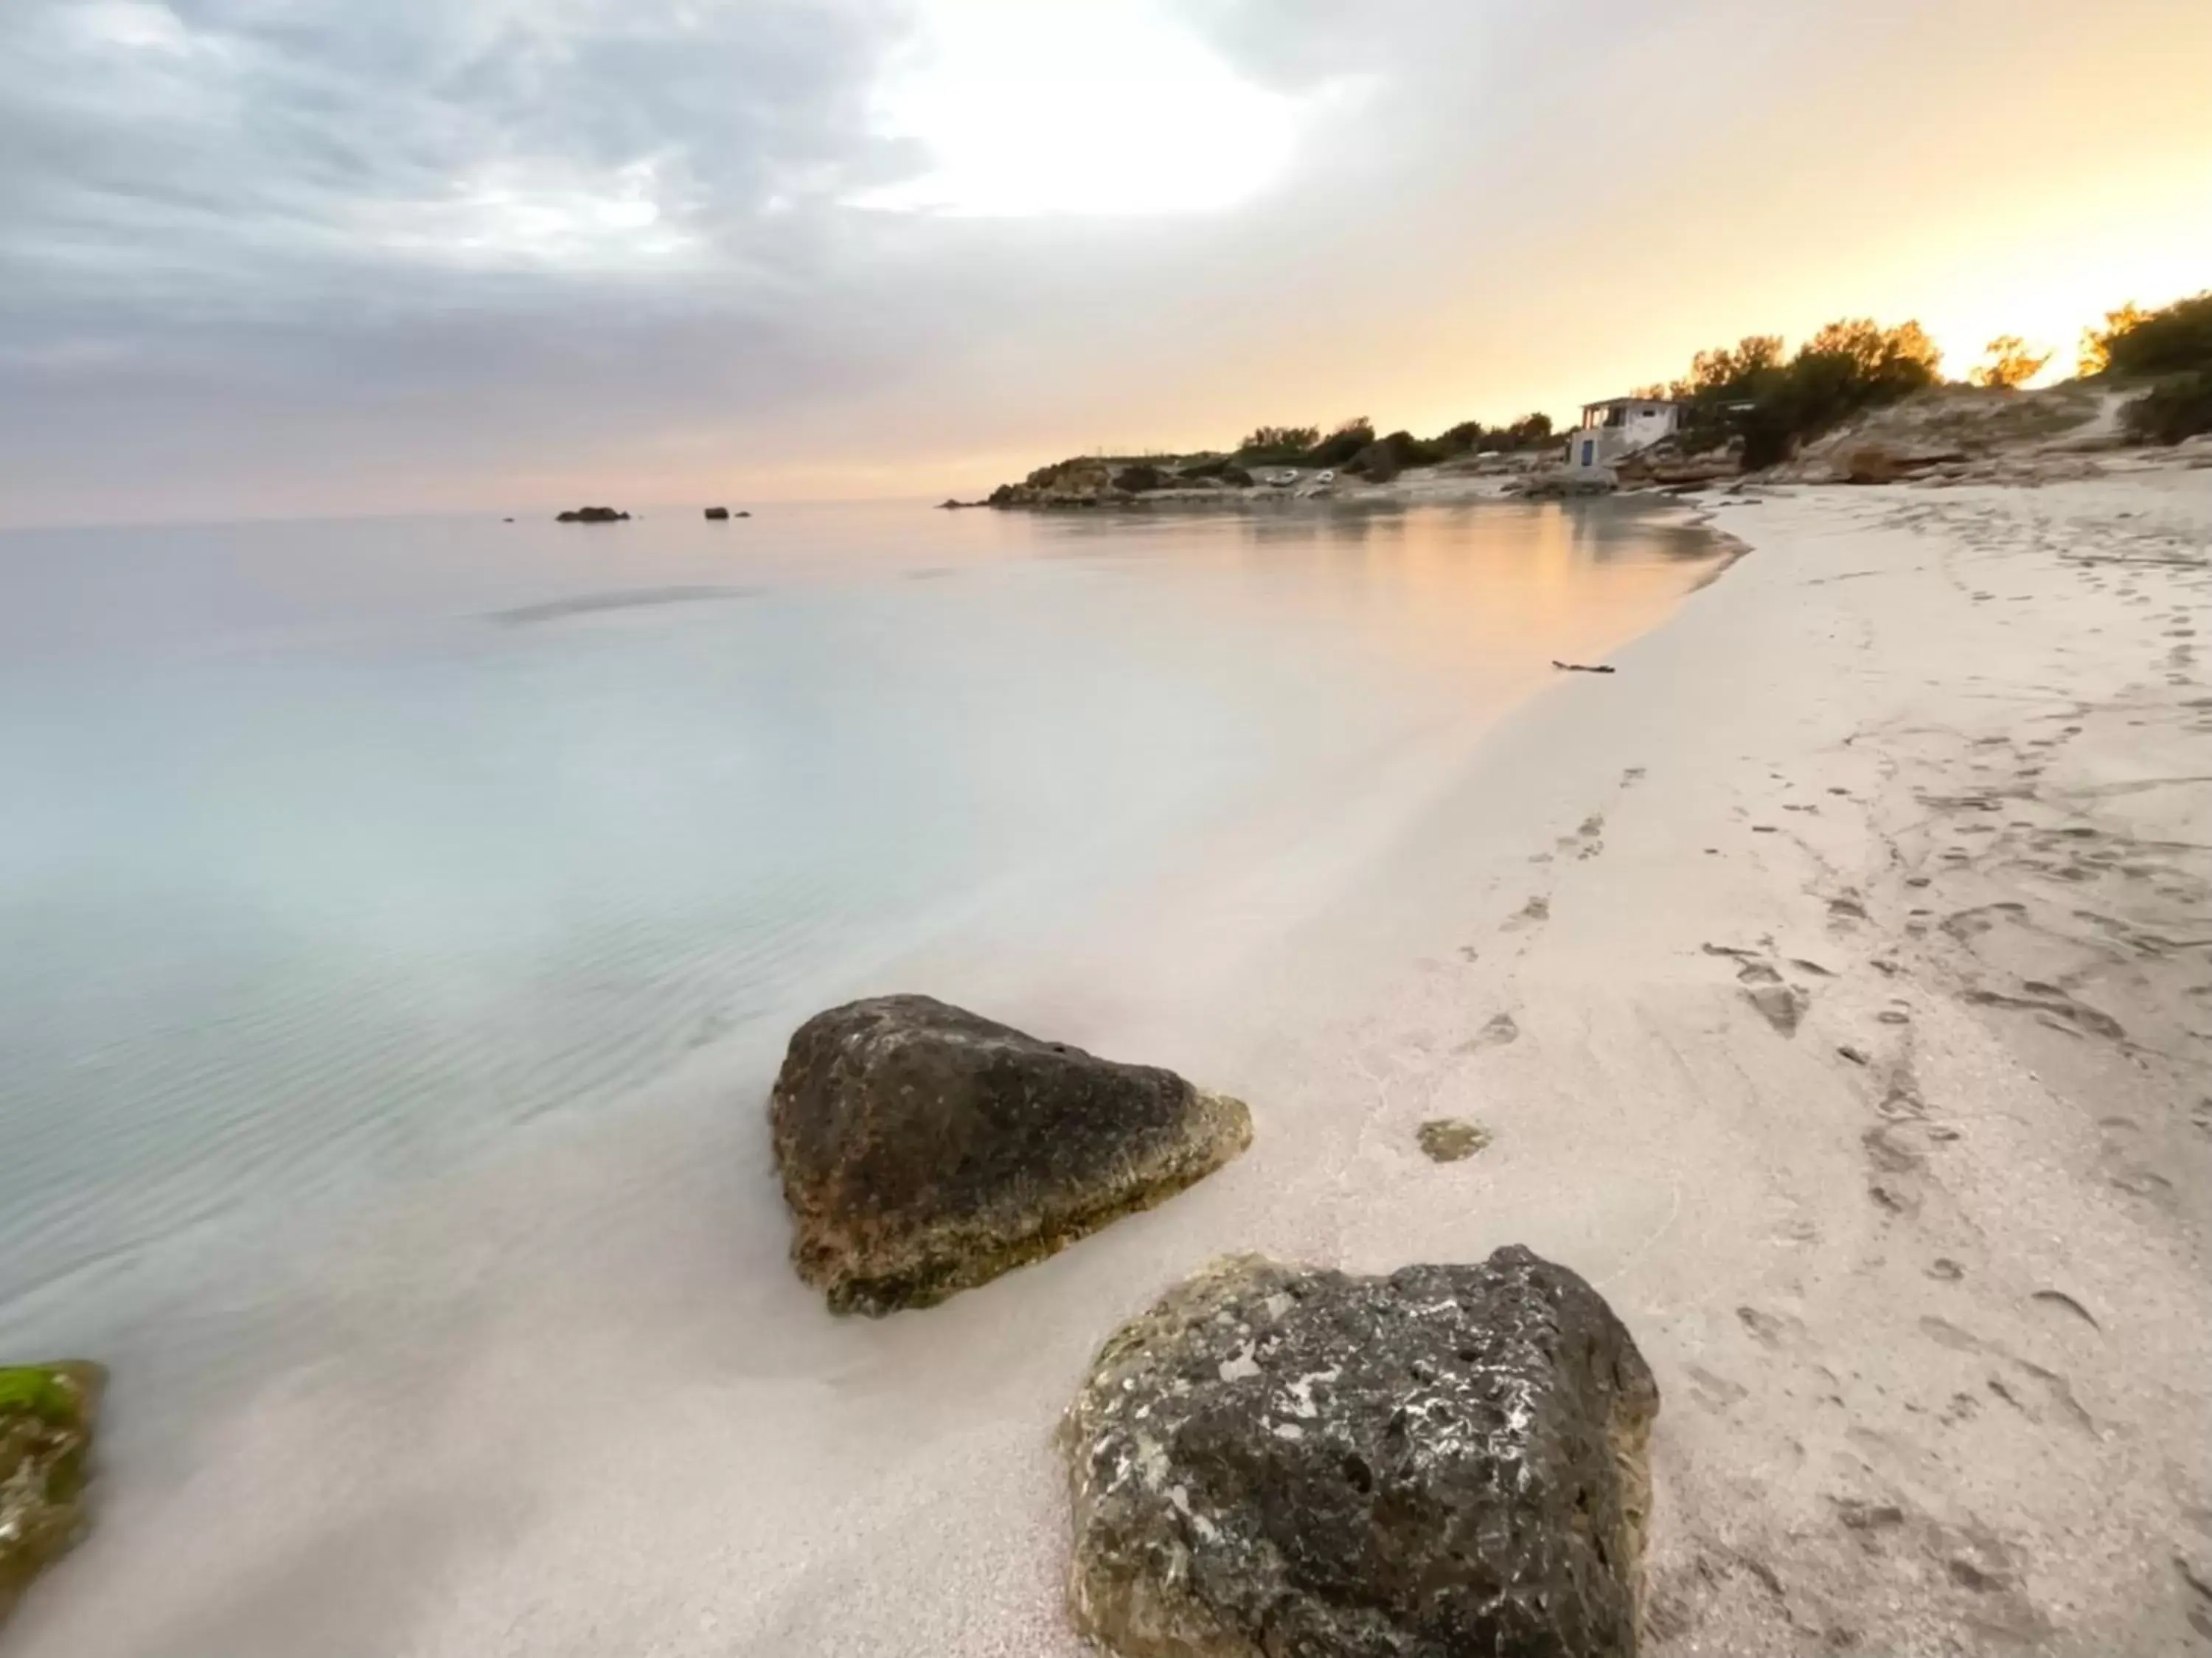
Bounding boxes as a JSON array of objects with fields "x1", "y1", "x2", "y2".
[{"x1": 1582, "y1": 395, "x2": 1683, "y2": 409}]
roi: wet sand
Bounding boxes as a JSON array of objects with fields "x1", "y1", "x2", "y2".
[{"x1": 9, "y1": 473, "x2": 2211, "y2": 1656}]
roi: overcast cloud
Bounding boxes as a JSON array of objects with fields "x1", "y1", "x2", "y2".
[{"x1": 3, "y1": 0, "x2": 2210, "y2": 524}]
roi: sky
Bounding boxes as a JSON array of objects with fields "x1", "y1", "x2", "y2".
[{"x1": 3, "y1": 0, "x2": 2211, "y2": 527}]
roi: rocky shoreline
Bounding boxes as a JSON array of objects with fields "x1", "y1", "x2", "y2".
[{"x1": 973, "y1": 384, "x2": 2199, "y2": 513}]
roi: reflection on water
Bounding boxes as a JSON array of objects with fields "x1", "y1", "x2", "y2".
[{"x1": 0, "y1": 498, "x2": 1717, "y2": 1328}]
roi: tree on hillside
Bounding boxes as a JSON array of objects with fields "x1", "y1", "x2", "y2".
[
  {"x1": 1800, "y1": 319, "x2": 1942, "y2": 389},
  {"x1": 1969, "y1": 335, "x2": 2053, "y2": 390},
  {"x1": 1668, "y1": 336, "x2": 1784, "y2": 402},
  {"x1": 1239, "y1": 425, "x2": 1320, "y2": 454},
  {"x1": 2078, "y1": 302, "x2": 2149, "y2": 377},
  {"x1": 1303, "y1": 418, "x2": 1376, "y2": 468},
  {"x1": 2095, "y1": 290, "x2": 2212, "y2": 444},
  {"x1": 2098, "y1": 291, "x2": 2212, "y2": 377},
  {"x1": 1662, "y1": 318, "x2": 1942, "y2": 468}
]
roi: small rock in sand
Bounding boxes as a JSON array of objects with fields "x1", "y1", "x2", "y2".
[{"x1": 1416, "y1": 1118, "x2": 1492, "y2": 1162}]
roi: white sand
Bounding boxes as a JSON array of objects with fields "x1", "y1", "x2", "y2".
[{"x1": 12, "y1": 468, "x2": 2211, "y2": 1656}]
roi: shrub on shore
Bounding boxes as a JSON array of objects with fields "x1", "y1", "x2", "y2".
[
  {"x1": 1112, "y1": 462, "x2": 1169, "y2": 493},
  {"x1": 1177, "y1": 455, "x2": 1253, "y2": 485},
  {"x1": 1488, "y1": 412, "x2": 1555, "y2": 451},
  {"x1": 1344, "y1": 429, "x2": 1436, "y2": 481},
  {"x1": 1225, "y1": 412, "x2": 1553, "y2": 475},
  {"x1": 1300, "y1": 419, "x2": 1377, "y2": 469},
  {"x1": 2124, "y1": 373, "x2": 2212, "y2": 444},
  {"x1": 1668, "y1": 319, "x2": 1943, "y2": 468},
  {"x1": 2085, "y1": 291, "x2": 2212, "y2": 443},
  {"x1": 1237, "y1": 425, "x2": 1319, "y2": 455},
  {"x1": 1969, "y1": 335, "x2": 2052, "y2": 390},
  {"x1": 2092, "y1": 291, "x2": 2212, "y2": 378}
]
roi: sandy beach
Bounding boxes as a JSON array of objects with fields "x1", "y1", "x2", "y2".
[
  {"x1": 8, "y1": 468, "x2": 2210, "y2": 1657},
  {"x1": 1231, "y1": 464, "x2": 2212, "y2": 1654}
]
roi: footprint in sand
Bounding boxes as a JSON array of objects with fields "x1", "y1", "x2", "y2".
[
  {"x1": 1685, "y1": 1365, "x2": 1750, "y2": 1410},
  {"x1": 2028, "y1": 1289, "x2": 2099, "y2": 1330},
  {"x1": 1736, "y1": 1305, "x2": 1806, "y2": 1350},
  {"x1": 1863, "y1": 1123, "x2": 1935, "y2": 1215},
  {"x1": 1455, "y1": 1012, "x2": 1520, "y2": 1054},
  {"x1": 1741, "y1": 977, "x2": 1808, "y2": 1037},
  {"x1": 1503, "y1": 895, "x2": 1550, "y2": 930}
]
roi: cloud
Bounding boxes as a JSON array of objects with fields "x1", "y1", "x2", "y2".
[
  {"x1": 0, "y1": 0, "x2": 1375, "y2": 520},
  {"x1": 2, "y1": 0, "x2": 2209, "y2": 524},
  {"x1": 0, "y1": 0, "x2": 911, "y2": 300}
]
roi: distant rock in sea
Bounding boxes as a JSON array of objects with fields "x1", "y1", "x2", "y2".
[
  {"x1": 768, "y1": 995, "x2": 1251, "y2": 1314},
  {"x1": 1, "y1": 1362, "x2": 105, "y2": 1628},
  {"x1": 705, "y1": 506, "x2": 730, "y2": 520},
  {"x1": 555, "y1": 506, "x2": 630, "y2": 523}
]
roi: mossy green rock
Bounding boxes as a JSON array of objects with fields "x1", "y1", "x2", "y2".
[
  {"x1": 770, "y1": 996, "x2": 1252, "y2": 1315},
  {"x1": 1, "y1": 1362, "x2": 105, "y2": 1626}
]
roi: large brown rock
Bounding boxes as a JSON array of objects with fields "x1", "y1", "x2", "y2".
[
  {"x1": 1062, "y1": 1249, "x2": 1658, "y2": 1658},
  {"x1": 768, "y1": 996, "x2": 1251, "y2": 1315},
  {"x1": 0, "y1": 1362, "x2": 105, "y2": 1628}
]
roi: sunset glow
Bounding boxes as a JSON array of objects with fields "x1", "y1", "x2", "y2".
[{"x1": 2, "y1": 0, "x2": 2210, "y2": 524}]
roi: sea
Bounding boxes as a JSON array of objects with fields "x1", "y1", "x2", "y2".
[{"x1": 0, "y1": 496, "x2": 1721, "y2": 1656}]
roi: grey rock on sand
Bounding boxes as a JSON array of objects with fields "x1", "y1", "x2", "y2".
[
  {"x1": 0, "y1": 1363, "x2": 105, "y2": 1628},
  {"x1": 768, "y1": 996, "x2": 1251, "y2": 1315},
  {"x1": 1062, "y1": 1249, "x2": 1658, "y2": 1658}
]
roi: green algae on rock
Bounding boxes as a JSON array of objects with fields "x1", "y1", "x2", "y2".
[
  {"x1": 1, "y1": 1362, "x2": 105, "y2": 1627},
  {"x1": 1062, "y1": 1250, "x2": 1658, "y2": 1657},
  {"x1": 769, "y1": 996, "x2": 1252, "y2": 1315}
]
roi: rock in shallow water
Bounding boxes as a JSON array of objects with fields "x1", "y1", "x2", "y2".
[
  {"x1": 768, "y1": 996, "x2": 1252, "y2": 1315},
  {"x1": 1061, "y1": 1249, "x2": 1658, "y2": 1658},
  {"x1": 0, "y1": 1362, "x2": 105, "y2": 1627}
]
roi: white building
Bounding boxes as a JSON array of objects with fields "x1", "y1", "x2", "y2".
[{"x1": 1563, "y1": 397, "x2": 1685, "y2": 477}]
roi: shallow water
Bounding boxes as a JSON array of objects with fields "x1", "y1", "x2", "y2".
[{"x1": 0, "y1": 496, "x2": 1719, "y2": 1654}]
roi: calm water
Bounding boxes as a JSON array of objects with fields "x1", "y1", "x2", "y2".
[{"x1": 0, "y1": 498, "x2": 1717, "y2": 1339}]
